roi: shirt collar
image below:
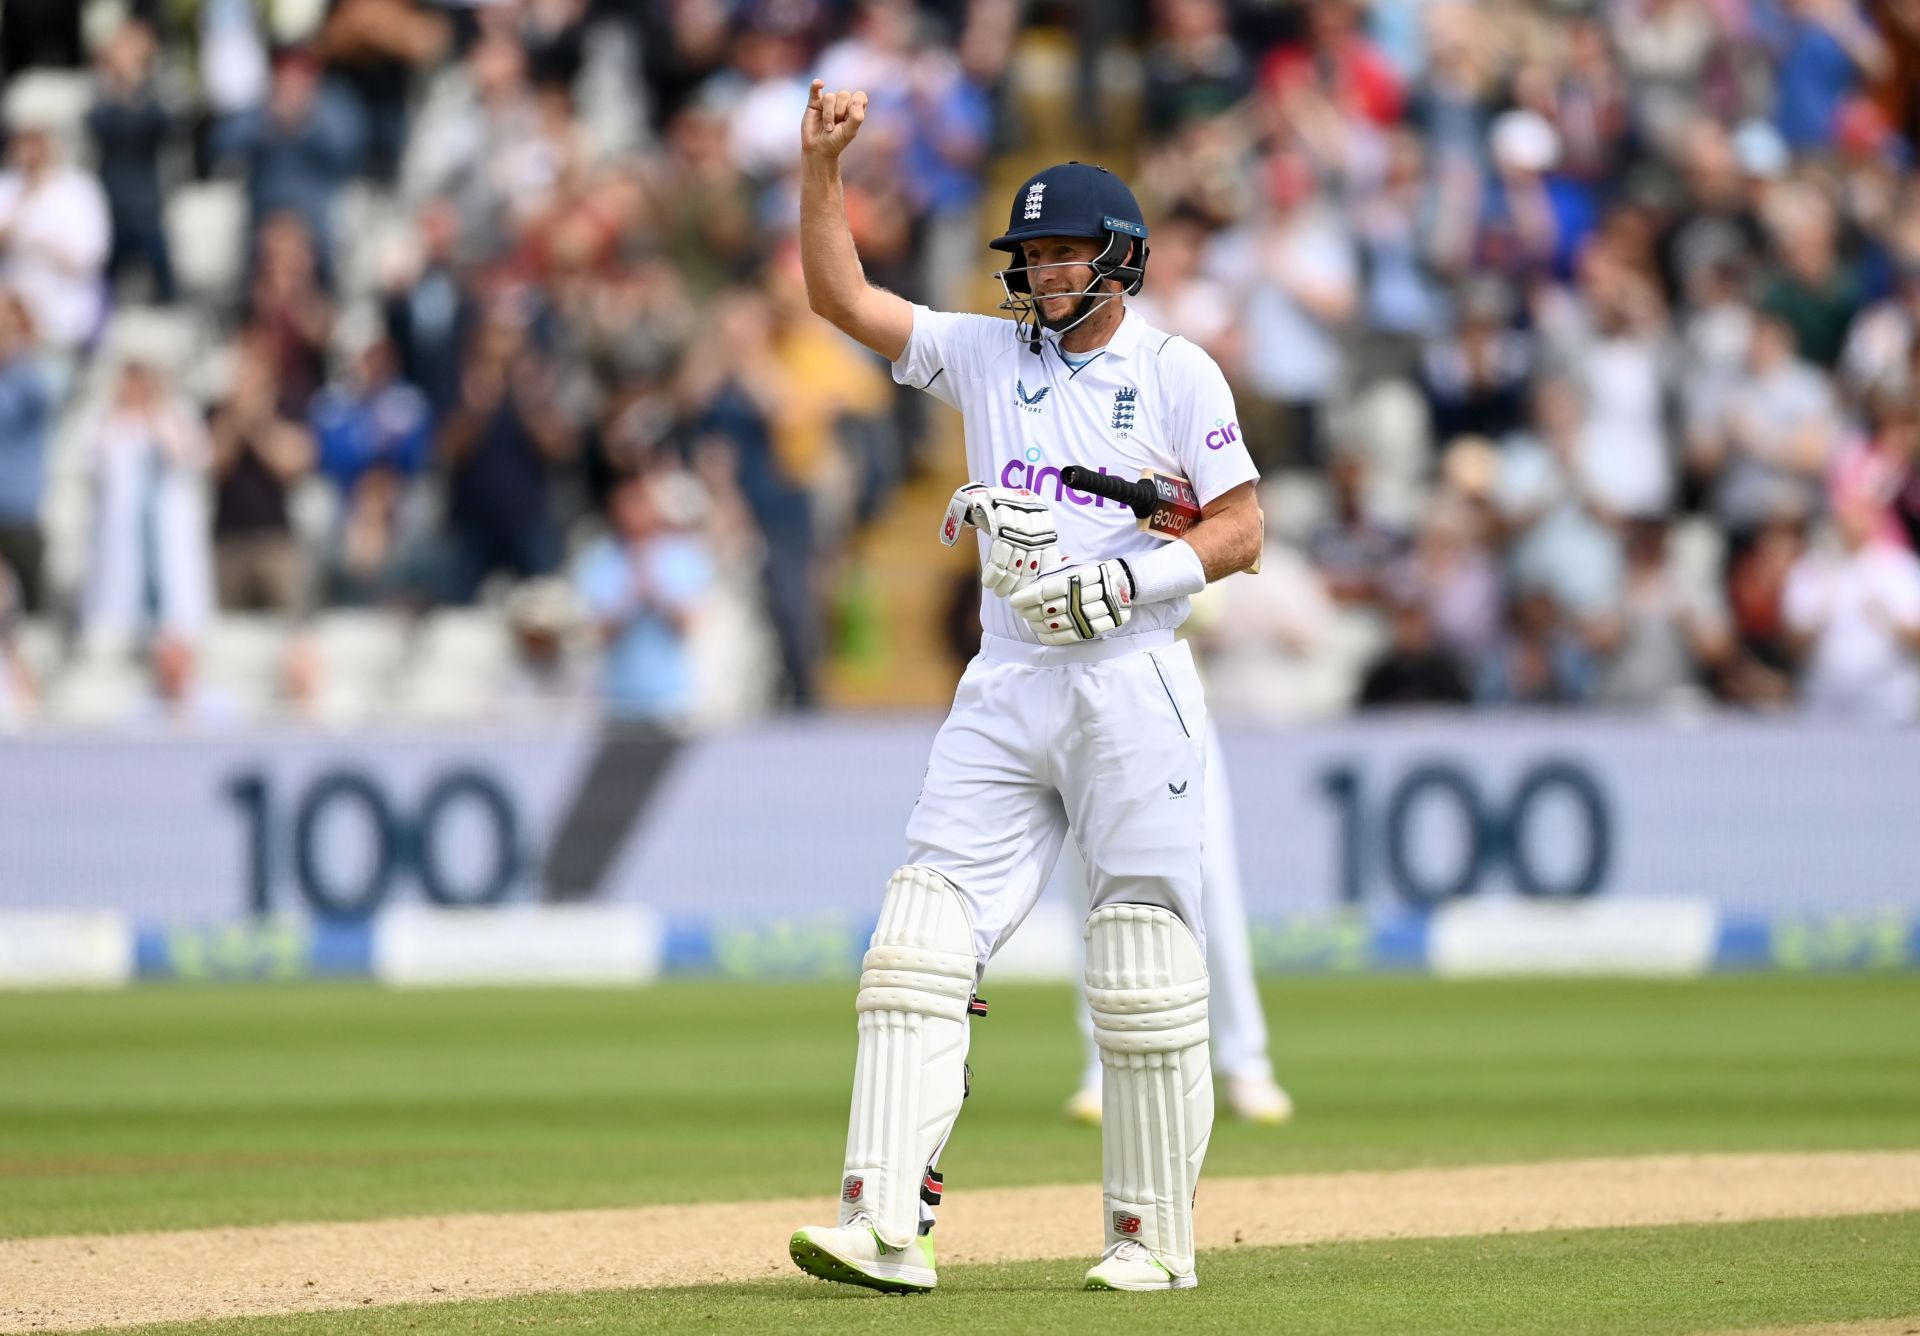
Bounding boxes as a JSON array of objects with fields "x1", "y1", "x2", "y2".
[{"x1": 1098, "y1": 306, "x2": 1146, "y2": 361}]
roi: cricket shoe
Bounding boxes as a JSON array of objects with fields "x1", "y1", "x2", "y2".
[
  {"x1": 1084, "y1": 1240, "x2": 1198, "y2": 1291},
  {"x1": 1224, "y1": 1074, "x2": 1294, "y2": 1125},
  {"x1": 789, "y1": 1212, "x2": 937, "y2": 1293}
]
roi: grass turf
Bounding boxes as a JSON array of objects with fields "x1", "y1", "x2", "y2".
[
  {"x1": 93, "y1": 1211, "x2": 1920, "y2": 1335},
  {"x1": 3, "y1": 974, "x2": 1917, "y2": 1238}
]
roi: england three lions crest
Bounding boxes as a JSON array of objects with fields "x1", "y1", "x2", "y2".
[{"x1": 1111, "y1": 387, "x2": 1137, "y2": 436}]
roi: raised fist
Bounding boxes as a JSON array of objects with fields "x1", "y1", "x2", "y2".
[{"x1": 802, "y1": 79, "x2": 867, "y2": 161}]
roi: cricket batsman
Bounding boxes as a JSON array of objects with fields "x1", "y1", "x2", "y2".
[{"x1": 787, "y1": 80, "x2": 1263, "y2": 1293}]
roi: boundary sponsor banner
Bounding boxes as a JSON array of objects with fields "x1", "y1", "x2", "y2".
[
  {"x1": 7, "y1": 907, "x2": 1920, "y2": 986},
  {"x1": 3, "y1": 718, "x2": 1919, "y2": 931}
]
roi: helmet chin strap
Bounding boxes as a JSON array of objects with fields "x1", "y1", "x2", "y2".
[{"x1": 998, "y1": 266, "x2": 1124, "y2": 355}]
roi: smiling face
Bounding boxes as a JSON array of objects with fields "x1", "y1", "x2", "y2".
[{"x1": 1017, "y1": 235, "x2": 1110, "y2": 329}]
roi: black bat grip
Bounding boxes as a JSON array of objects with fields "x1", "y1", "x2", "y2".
[{"x1": 1059, "y1": 465, "x2": 1156, "y2": 518}]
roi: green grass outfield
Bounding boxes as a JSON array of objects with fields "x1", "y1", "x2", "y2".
[
  {"x1": 4, "y1": 975, "x2": 1918, "y2": 1334},
  {"x1": 3, "y1": 975, "x2": 1918, "y2": 1239}
]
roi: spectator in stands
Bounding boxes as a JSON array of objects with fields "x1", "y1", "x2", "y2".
[
  {"x1": 199, "y1": 0, "x2": 270, "y2": 135},
  {"x1": 903, "y1": 21, "x2": 998, "y2": 314},
  {"x1": 1142, "y1": 0, "x2": 1253, "y2": 139},
  {"x1": 1394, "y1": 498, "x2": 1502, "y2": 660},
  {"x1": 575, "y1": 468, "x2": 712, "y2": 723},
  {"x1": 1727, "y1": 507, "x2": 1808, "y2": 701},
  {"x1": 0, "y1": 83, "x2": 112, "y2": 357},
  {"x1": 438, "y1": 300, "x2": 574, "y2": 603},
  {"x1": 1262, "y1": 0, "x2": 1403, "y2": 129},
  {"x1": 323, "y1": 463, "x2": 427, "y2": 608},
  {"x1": 1762, "y1": 0, "x2": 1890, "y2": 151},
  {"x1": 657, "y1": 101, "x2": 760, "y2": 301},
  {"x1": 1421, "y1": 276, "x2": 1532, "y2": 452},
  {"x1": 1211, "y1": 149, "x2": 1356, "y2": 471},
  {"x1": 1842, "y1": 261, "x2": 1920, "y2": 402},
  {"x1": 1760, "y1": 190, "x2": 1861, "y2": 369},
  {"x1": 403, "y1": 30, "x2": 564, "y2": 263},
  {"x1": 208, "y1": 332, "x2": 314, "y2": 614},
  {"x1": 83, "y1": 353, "x2": 214, "y2": 648},
  {"x1": 312, "y1": 323, "x2": 434, "y2": 495},
  {"x1": 1690, "y1": 309, "x2": 1840, "y2": 544},
  {"x1": 247, "y1": 211, "x2": 334, "y2": 418},
  {"x1": 89, "y1": 20, "x2": 175, "y2": 305},
  {"x1": 678, "y1": 287, "x2": 818, "y2": 708},
  {"x1": 1357, "y1": 595, "x2": 1471, "y2": 707},
  {"x1": 1475, "y1": 588, "x2": 1596, "y2": 706},
  {"x1": 1866, "y1": 393, "x2": 1920, "y2": 552},
  {"x1": 129, "y1": 630, "x2": 242, "y2": 729},
  {"x1": 1784, "y1": 464, "x2": 1920, "y2": 721},
  {"x1": 1613, "y1": 0, "x2": 1721, "y2": 149},
  {"x1": 1591, "y1": 518, "x2": 1733, "y2": 708},
  {"x1": 0, "y1": 289, "x2": 52, "y2": 612},
  {"x1": 1477, "y1": 109, "x2": 1596, "y2": 282},
  {"x1": 1544, "y1": 242, "x2": 1676, "y2": 519},
  {"x1": 1352, "y1": 128, "x2": 1447, "y2": 382},
  {"x1": 213, "y1": 44, "x2": 365, "y2": 268},
  {"x1": 382, "y1": 198, "x2": 471, "y2": 416},
  {"x1": 1495, "y1": 377, "x2": 1625, "y2": 627},
  {"x1": 1308, "y1": 449, "x2": 1406, "y2": 605},
  {"x1": 315, "y1": 0, "x2": 450, "y2": 185}
]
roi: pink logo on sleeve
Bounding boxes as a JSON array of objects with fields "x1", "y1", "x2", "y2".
[{"x1": 1204, "y1": 418, "x2": 1240, "y2": 451}]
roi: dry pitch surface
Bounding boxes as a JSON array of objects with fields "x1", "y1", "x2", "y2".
[{"x1": 7, "y1": 1151, "x2": 1920, "y2": 1333}]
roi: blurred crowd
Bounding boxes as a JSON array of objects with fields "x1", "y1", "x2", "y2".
[
  {"x1": 1122, "y1": 0, "x2": 1920, "y2": 724},
  {"x1": 0, "y1": 0, "x2": 1918, "y2": 727},
  {"x1": 0, "y1": 0, "x2": 1015, "y2": 727}
]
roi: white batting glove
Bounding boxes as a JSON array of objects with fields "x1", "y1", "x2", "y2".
[
  {"x1": 1010, "y1": 558, "x2": 1135, "y2": 645},
  {"x1": 939, "y1": 483, "x2": 1061, "y2": 596}
]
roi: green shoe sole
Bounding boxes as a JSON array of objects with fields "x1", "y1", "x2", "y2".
[{"x1": 788, "y1": 1232, "x2": 935, "y2": 1295}]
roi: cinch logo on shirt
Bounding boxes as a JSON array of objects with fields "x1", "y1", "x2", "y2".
[
  {"x1": 999, "y1": 447, "x2": 1122, "y2": 510},
  {"x1": 1204, "y1": 418, "x2": 1240, "y2": 450}
]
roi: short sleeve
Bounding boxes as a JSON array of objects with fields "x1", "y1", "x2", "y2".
[
  {"x1": 1162, "y1": 337, "x2": 1260, "y2": 506},
  {"x1": 890, "y1": 304, "x2": 973, "y2": 409}
]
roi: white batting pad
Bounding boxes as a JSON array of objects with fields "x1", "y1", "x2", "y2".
[
  {"x1": 1085, "y1": 903, "x2": 1213, "y2": 1273},
  {"x1": 840, "y1": 866, "x2": 977, "y2": 1247}
]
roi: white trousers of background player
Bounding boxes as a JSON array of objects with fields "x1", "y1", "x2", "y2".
[
  {"x1": 1066, "y1": 716, "x2": 1272, "y2": 1087},
  {"x1": 905, "y1": 631, "x2": 1209, "y2": 968}
]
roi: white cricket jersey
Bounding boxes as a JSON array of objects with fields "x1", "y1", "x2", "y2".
[{"x1": 891, "y1": 304, "x2": 1261, "y2": 647}]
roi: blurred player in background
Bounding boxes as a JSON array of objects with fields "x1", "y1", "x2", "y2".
[
  {"x1": 1061, "y1": 715, "x2": 1292, "y2": 1127},
  {"x1": 788, "y1": 80, "x2": 1263, "y2": 1294}
]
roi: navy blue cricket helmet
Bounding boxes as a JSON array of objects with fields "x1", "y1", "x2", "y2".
[{"x1": 990, "y1": 163, "x2": 1150, "y2": 349}]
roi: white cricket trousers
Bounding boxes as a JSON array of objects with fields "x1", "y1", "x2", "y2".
[
  {"x1": 1068, "y1": 716, "x2": 1274, "y2": 1085},
  {"x1": 905, "y1": 629, "x2": 1209, "y2": 967}
]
